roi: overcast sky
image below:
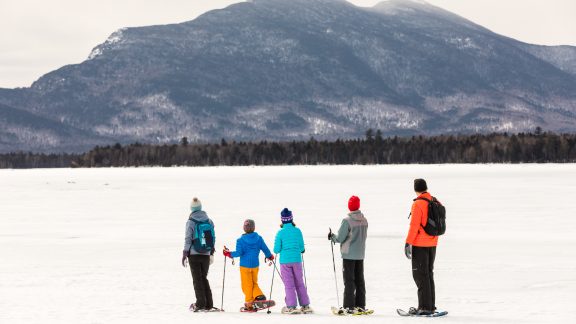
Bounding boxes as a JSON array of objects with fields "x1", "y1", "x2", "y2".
[{"x1": 1, "y1": 0, "x2": 575, "y2": 88}]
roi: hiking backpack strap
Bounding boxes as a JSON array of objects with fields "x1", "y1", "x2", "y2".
[{"x1": 411, "y1": 196, "x2": 432, "y2": 227}]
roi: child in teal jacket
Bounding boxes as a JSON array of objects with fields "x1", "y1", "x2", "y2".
[{"x1": 274, "y1": 208, "x2": 312, "y2": 314}]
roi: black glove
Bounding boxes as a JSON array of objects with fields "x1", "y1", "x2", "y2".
[
  {"x1": 328, "y1": 231, "x2": 333, "y2": 241},
  {"x1": 404, "y1": 243, "x2": 412, "y2": 260},
  {"x1": 182, "y1": 250, "x2": 188, "y2": 267}
]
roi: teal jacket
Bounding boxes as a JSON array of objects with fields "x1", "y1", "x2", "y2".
[{"x1": 274, "y1": 223, "x2": 305, "y2": 264}]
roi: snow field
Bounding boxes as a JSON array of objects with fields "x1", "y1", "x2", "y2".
[{"x1": 1, "y1": 164, "x2": 575, "y2": 323}]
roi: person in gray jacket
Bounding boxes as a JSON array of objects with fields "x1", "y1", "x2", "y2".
[
  {"x1": 182, "y1": 197, "x2": 216, "y2": 311},
  {"x1": 328, "y1": 195, "x2": 368, "y2": 314}
]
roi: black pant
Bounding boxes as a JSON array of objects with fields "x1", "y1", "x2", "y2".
[
  {"x1": 411, "y1": 246, "x2": 436, "y2": 311},
  {"x1": 342, "y1": 259, "x2": 366, "y2": 309},
  {"x1": 188, "y1": 255, "x2": 213, "y2": 309}
]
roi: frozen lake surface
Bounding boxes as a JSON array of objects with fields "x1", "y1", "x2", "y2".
[{"x1": 1, "y1": 164, "x2": 575, "y2": 323}]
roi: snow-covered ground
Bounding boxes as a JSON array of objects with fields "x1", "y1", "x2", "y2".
[{"x1": 1, "y1": 165, "x2": 575, "y2": 323}]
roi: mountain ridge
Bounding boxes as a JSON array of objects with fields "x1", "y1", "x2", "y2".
[{"x1": 1, "y1": 0, "x2": 575, "y2": 152}]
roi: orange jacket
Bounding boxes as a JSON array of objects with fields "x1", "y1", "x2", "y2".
[{"x1": 405, "y1": 192, "x2": 438, "y2": 247}]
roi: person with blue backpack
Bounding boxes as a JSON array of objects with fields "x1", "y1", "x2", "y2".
[
  {"x1": 274, "y1": 208, "x2": 313, "y2": 314},
  {"x1": 182, "y1": 197, "x2": 217, "y2": 312}
]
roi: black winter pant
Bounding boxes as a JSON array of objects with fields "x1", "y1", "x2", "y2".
[
  {"x1": 342, "y1": 259, "x2": 366, "y2": 309},
  {"x1": 411, "y1": 246, "x2": 436, "y2": 311},
  {"x1": 188, "y1": 255, "x2": 213, "y2": 309}
]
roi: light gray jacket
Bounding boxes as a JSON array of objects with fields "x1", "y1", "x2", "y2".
[
  {"x1": 184, "y1": 210, "x2": 215, "y2": 256},
  {"x1": 331, "y1": 210, "x2": 368, "y2": 260}
]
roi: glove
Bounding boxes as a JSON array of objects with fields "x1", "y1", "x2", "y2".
[
  {"x1": 210, "y1": 255, "x2": 214, "y2": 265},
  {"x1": 223, "y1": 249, "x2": 232, "y2": 258},
  {"x1": 328, "y1": 231, "x2": 334, "y2": 241},
  {"x1": 267, "y1": 255, "x2": 275, "y2": 262},
  {"x1": 404, "y1": 243, "x2": 412, "y2": 260},
  {"x1": 182, "y1": 250, "x2": 188, "y2": 267}
]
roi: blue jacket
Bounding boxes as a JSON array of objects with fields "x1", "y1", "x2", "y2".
[
  {"x1": 230, "y1": 232, "x2": 272, "y2": 268},
  {"x1": 274, "y1": 223, "x2": 305, "y2": 264}
]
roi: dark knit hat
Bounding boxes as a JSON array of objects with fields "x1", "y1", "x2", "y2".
[
  {"x1": 348, "y1": 196, "x2": 360, "y2": 211},
  {"x1": 414, "y1": 178, "x2": 428, "y2": 192},
  {"x1": 243, "y1": 219, "x2": 255, "y2": 233},
  {"x1": 280, "y1": 208, "x2": 293, "y2": 224}
]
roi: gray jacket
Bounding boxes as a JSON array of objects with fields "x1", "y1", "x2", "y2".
[
  {"x1": 331, "y1": 210, "x2": 368, "y2": 260},
  {"x1": 184, "y1": 210, "x2": 215, "y2": 256}
]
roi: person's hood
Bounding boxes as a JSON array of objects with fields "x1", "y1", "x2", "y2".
[
  {"x1": 348, "y1": 210, "x2": 365, "y2": 221},
  {"x1": 241, "y1": 232, "x2": 262, "y2": 247},
  {"x1": 189, "y1": 210, "x2": 209, "y2": 222},
  {"x1": 416, "y1": 192, "x2": 432, "y2": 200},
  {"x1": 282, "y1": 222, "x2": 295, "y2": 229}
]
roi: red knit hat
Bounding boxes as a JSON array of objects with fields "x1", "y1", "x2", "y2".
[{"x1": 348, "y1": 195, "x2": 360, "y2": 211}]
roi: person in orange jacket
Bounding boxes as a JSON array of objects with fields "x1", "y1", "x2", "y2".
[{"x1": 404, "y1": 178, "x2": 438, "y2": 316}]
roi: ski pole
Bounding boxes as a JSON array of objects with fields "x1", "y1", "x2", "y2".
[
  {"x1": 302, "y1": 253, "x2": 307, "y2": 289},
  {"x1": 221, "y1": 254, "x2": 226, "y2": 311},
  {"x1": 266, "y1": 256, "x2": 283, "y2": 281},
  {"x1": 267, "y1": 254, "x2": 279, "y2": 314},
  {"x1": 329, "y1": 228, "x2": 340, "y2": 309}
]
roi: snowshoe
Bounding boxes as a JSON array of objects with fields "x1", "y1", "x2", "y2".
[
  {"x1": 397, "y1": 307, "x2": 448, "y2": 317},
  {"x1": 300, "y1": 305, "x2": 314, "y2": 314},
  {"x1": 353, "y1": 307, "x2": 374, "y2": 315},
  {"x1": 241, "y1": 300, "x2": 275, "y2": 312},
  {"x1": 240, "y1": 306, "x2": 257, "y2": 313},
  {"x1": 331, "y1": 306, "x2": 357, "y2": 315},
  {"x1": 281, "y1": 306, "x2": 302, "y2": 314},
  {"x1": 252, "y1": 299, "x2": 275, "y2": 310}
]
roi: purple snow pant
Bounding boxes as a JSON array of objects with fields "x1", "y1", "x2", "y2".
[{"x1": 280, "y1": 262, "x2": 310, "y2": 307}]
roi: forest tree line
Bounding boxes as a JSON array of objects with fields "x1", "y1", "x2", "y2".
[{"x1": 1, "y1": 130, "x2": 575, "y2": 169}]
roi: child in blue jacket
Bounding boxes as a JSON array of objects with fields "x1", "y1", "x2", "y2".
[
  {"x1": 274, "y1": 208, "x2": 312, "y2": 314},
  {"x1": 224, "y1": 219, "x2": 274, "y2": 309}
]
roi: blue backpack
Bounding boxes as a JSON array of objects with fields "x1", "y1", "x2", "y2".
[{"x1": 192, "y1": 219, "x2": 215, "y2": 253}]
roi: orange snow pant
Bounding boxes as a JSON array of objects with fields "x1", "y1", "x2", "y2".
[{"x1": 240, "y1": 266, "x2": 264, "y2": 302}]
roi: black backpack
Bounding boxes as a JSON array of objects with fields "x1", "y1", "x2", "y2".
[{"x1": 414, "y1": 196, "x2": 446, "y2": 236}]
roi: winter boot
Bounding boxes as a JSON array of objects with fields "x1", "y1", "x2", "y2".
[
  {"x1": 408, "y1": 307, "x2": 433, "y2": 316},
  {"x1": 254, "y1": 295, "x2": 267, "y2": 301},
  {"x1": 337, "y1": 307, "x2": 357, "y2": 315}
]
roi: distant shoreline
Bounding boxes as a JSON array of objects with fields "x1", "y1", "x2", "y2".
[{"x1": 2, "y1": 130, "x2": 575, "y2": 169}]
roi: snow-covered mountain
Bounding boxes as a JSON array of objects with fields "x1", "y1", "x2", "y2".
[{"x1": 1, "y1": 0, "x2": 575, "y2": 152}]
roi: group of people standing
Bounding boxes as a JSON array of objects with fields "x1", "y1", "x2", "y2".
[{"x1": 182, "y1": 178, "x2": 440, "y2": 316}]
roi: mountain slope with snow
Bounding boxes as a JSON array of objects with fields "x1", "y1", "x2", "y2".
[{"x1": 1, "y1": 0, "x2": 575, "y2": 152}]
